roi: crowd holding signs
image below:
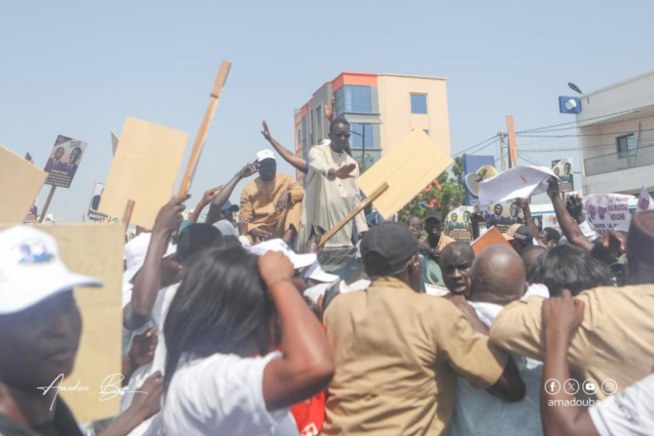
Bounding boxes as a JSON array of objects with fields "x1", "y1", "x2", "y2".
[{"x1": 2, "y1": 61, "x2": 654, "y2": 436}]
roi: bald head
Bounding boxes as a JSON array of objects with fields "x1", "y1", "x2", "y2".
[
  {"x1": 471, "y1": 245, "x2": 527, "y2": 305},
  {"x1": 440, "y1": 242, "x2": 475, "y2": 296}
]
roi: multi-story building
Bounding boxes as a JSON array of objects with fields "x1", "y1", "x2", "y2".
[
  {"x1": 294, "y1": 72, "x2": 451, "y2": 183},
  {"x1": 577, "y1": 70, "x2": 654, "y2": 195}
]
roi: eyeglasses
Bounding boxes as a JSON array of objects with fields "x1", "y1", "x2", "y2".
[{"x1": 333, "y1": 132, "x2": 351, "y2": 139}]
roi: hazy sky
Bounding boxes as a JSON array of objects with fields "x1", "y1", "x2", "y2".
[{"x1": 2, "y1": 1, "x2": 652, "y2": 221}]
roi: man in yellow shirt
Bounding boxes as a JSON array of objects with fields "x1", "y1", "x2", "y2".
[
  {"x1": 490, "y1": 210, "x2": 654, "y2": 400},
  {"x1": 239, "y1": 150, "x2": 304, "y2": 244},
  {"x1": 323, "y1": 223, "x2": 525, "y2": 435}
]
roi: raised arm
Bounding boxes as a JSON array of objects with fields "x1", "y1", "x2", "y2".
[
  {"x1": 546, "y1": 178, "x2": 593, "y2": 252},
  {"x1": 518, "y1": 197, "x2": 546, "y2": 246},
  {"x1": 205, "y1": 162, "x2": 258, "y2": 225},
  {"x1": 123, "y1": 194, "x2": 187, "y2": 330},
  {"x1": 259, "y1": 251, "x2": 334, "y2": 411},
  {"x1": 540, "y1": 291, "x2": 598, "y2": 435},
  {"x1": 261, "y1": 121, "x2": 308, "y2": 174},
  {"x1": 189, "y1": 185, "x2": 223, "y2": 223}
]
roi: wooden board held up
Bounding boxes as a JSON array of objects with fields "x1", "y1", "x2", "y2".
[
  {"x1": 471, "y1": 226, "x2": 512, "y2": 255},
  {"x1": 357, "y1": 129, "x2": 453, "y2": 219},
  {"x1": 0, "y1": 224, "x2": 124, "y2": 422},
  {"x1": 98, "y1": 117, "x2": 188, "y2": 229},
  {"x1": 0, "y1": 145, "x2": 48, "y2": 223}
]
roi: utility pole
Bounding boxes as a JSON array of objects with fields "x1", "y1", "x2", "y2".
[
  {"x1": 506, "y1": 115, "x2": 519, "y2": 168},
  {"x1": 498, "y1": 131, "x2": 506, "y2": 171}
]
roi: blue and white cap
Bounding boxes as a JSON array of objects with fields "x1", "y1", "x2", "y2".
[{"x1": 0, "y1": 226, "x2": 103, "y2": 315}]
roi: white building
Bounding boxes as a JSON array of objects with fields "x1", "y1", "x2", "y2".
[{"x1": 577, "y1": 71, "x2": 654, "y2": 195}]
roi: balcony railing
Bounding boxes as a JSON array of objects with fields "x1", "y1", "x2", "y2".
[{"x1": 584, "y1": 143, "x2": 654, "y2": 176}]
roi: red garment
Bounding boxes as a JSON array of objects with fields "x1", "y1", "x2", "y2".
[{"x1": 291, "y1": 391, "x2": 326, "y2": 436}]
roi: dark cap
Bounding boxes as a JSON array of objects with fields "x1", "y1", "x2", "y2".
[
  {"x1": 504, "y1": 224, "x2": 534, "y2": 243},
  {"x1": 425, "y1": 211, "x2": 443, "y2": 223},
  {"x1": 221, "y1": 200, "x2": 239, "y2": 213},
  {"x1": 360, "y1": 222, "x2": 419, "y2": 276},
  {"x1": 627, "y1": 211, "x2": 654, "y2": 265}
]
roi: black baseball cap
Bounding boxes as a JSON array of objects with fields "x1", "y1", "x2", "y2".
[
  {"x1": 221, "y1": 200, "x2": 239, "y2": 213},
  {"x1": 360, "y1": 223, "x2": 419, "y2": 277},
  {"x1": 425, "y1": 211, "x2": 443, "y2": 223}
]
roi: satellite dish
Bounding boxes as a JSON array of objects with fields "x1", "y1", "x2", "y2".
[{"x1": 465, "y1": 165, "x2": 499, "y2": 196}]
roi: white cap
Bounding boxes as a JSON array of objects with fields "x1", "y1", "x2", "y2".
[
  {"x1": 303, "y1": 261, "x2": 339, "y2": 283},
  {"x1": 123, "y1": 233, "x2": 176, "y2": 284},
  {"x1": 213, "y1": 220, "x2": 238, "y2": 237},
  {"x1": 246, "y1": 239, "x2": 316, "y2": 270},
  {"x1": 0, "y1": 226, "x2": 103, "y2": 315},
  {"x1": 256, "y1": 149, "x2": 276, "y2": 162}
]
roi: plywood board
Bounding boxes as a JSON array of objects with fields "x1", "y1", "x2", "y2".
[
  {"x1": 0, "y1": 224, "x2": 124, "y2": 422},
  {"x1": 0, "y1": 145, "x2": 48, "y2": 223},
  {"x1": 357, "y1": 129, "x2": 453, "y2": 219},
  {"x1": 98, "y1": 117, "x2": 188, "y2": 228},
  {"x1": 471, "y1": 226, "x2": 512, "y2": 256}
]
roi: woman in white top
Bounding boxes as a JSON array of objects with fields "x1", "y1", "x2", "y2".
[{"x1": 162, "y1": 245, "x2": 334, "y2": 435}]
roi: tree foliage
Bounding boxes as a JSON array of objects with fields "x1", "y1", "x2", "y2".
[{"x1": 397, "y1": 156, "x2": 466, "y2": 223}]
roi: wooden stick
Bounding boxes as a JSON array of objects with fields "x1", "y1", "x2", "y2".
[
  {"x1": 122, "y1": 199, "x2": 135, "y2": 226},
  {"x1": 177, "y1": 60, "x2": 232, "y2": 196},
  {"x1": 38, "y1": 185, "x2": 57, "y2": 223},
  {"x1": 506, "y1": 115, "x2": 519, "y2": 168},
  {"x1": 318, "y1": 182, "x2": 389, "y2": 248}
]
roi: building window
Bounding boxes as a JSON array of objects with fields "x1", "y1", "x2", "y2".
[
  {"x1": 334, "y1": 85, "x2": 372, "y2": 115},
  {"x1": 411, "y1": 94, "x2": 428, "y2": 114},
  {"x1": 350, "y1": 123, "x2": 373, "y2": 149},
  {"x1": 616, "y1": 134, "x2": 635, "y2": 158},
  {"x1": 423, "y1": 129, "x2": 430, "y2": 135}
]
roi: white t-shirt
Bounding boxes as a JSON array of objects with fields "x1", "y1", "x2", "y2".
[
  {"x1": 589, "y1": 372, "x2": 654, "y2": 436},
  {"x1": 163, "y1": 351, "x2": 298, "y2": 435}
]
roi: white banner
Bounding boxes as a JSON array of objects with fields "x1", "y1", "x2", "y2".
[{"x1": 584, "y1": 193, "x2": 632, "y2": 235}]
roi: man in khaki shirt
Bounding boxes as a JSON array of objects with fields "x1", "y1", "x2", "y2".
[
  {"x1": 323, "y1": 223, "x2": 525, "y2": 435},
  {"x1": 490, "y1": 210, "x2": 654, "y2": 399},
  {"x1": 239, "y1": 150, "x2": 304, "y2": 244}
]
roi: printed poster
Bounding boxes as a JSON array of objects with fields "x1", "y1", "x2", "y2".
[
  {"x1": 43, "y1": 135, "x2": 88, "y2": 189},
  {"x1": 584, "y1": 193, "x2": 632, "y2": 235},
  {"x1": 88, "y1": 182, "x2": 108, "y2": 221},
  {"x1": 552, "y1": 158, "x2": 574, "y2": 192},
  {"x1": 445, "y1": 206, "x2": 474, "y2": 242}
]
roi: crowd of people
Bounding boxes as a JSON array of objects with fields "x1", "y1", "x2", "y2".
[{"x1": 1, "y1": 110, "x2": 653, "y2": 436}]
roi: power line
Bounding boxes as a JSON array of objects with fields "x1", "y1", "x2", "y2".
[
  {"x1": 517, "y1": 126, "x2": 654, "y2": 138},
  {"x1": 515, "y1": 112, "x2": 654, "y2": 134},
  {"x1": 453, "y1": 135, "x2": 498, "y2": 157}
]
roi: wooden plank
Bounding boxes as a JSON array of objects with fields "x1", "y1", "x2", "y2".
[
  {"x1": 38, "y1": 186, "x2": 57, "y2": 223},
  {"x1": 177, "y1": 60, "x2": 232, "y2": 196},
  {"x1": 357, "y1": 129, "x2": 453, "y2": 219},
  {"x1": 318, "y1": 182, "x2": 388, "y2": 248},
  {"x1": 0, "y1": 144, "x2": 48, "y2": 223},
  {"x1": 98, "y1": 117, "x2": 188, "y2": 229},
  {"x1": 471, "y1": 226, "x2": 512, "y2": 255},
  {"x1": 506, "y1": 115, "x2": 519, "y2": 168}
]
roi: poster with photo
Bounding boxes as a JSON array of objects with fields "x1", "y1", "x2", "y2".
[
  {"x1": 583, "y1": 193, "x2": 632, "y2": 235},
  {"x1": 445, "y1": 206, "x2": 474, "y2": 242},
  {"x1": 88, "y1": 182, "x2": 107, "y2": 221},
  {"x1": 483, "y1": 200, "x2": 524, "y2": 233},
  {"x1": 552, "y1": 158, "x2": 574, "y2": 192},
  {"x1": 43, "y1": 135, "x2": 88, "y2": 188}
]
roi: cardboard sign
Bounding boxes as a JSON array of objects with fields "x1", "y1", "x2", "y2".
[
  {"x1": 0, "y1": 145, "x2": 48, "y2": 223},
  {"x1": 98, "y1": 117, "x2": 188, "y2": 228},
  {"x1": 584, "y1": 193, "x2": 633, "y2": 235},
  {"x1": 552, "y1": 158, "x2": 574, "y2": 192},
  {"x1": 0, "y1": 224, "x2": 124, "y2": 422},
  {"x1": 445, "y1": 205, "x2": 474, "y2": 242},
  {"x1": 88, "y1": 182, "x2": 108, "y2": 221},
  {"x1": 357, "y1": 129, "x2": 453, "y2": 219},
  {"x1": 43, "y1": 135, "x2": 88, "y2": 189},
  {"x1": 471, "y1": 226, "x2": 512, "y2": 256}
]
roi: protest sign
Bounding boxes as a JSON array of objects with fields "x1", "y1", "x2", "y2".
[
  {"x1": 552, "y1": 158, "x2": 574, "y2": 192},
  {"x1": 637, "y1": 185, "x2": 654, "y2": 211},
  {"x1": 88, "y1": 182, "x2": 108, "y2": 221},
  {"x1": 471, "y1": 226, "x2": 512, "y2": 256},
  {"x1": 111, "y1": 131, "x2": 119, "y2": 157},
  {"x1": 43, "y1": 135, "x2": 88, "y2": 189},
  {"x1": 0, "y1": 224, "x2": 124, "y2": 422},
  {"x1": 482, "y1": 199, "x2": 525, "y2": 233},
  {"x1": 584, "y1": 193, "x2": 633, "y2": 235},
  {"x1": 0, "y1": 145, "x2": 48, "y2": 223},
  {"x1": 98, "y1": 117, "x2": 188, "y2": 229},
  {"x1": 478, "y1": 165, "x2": 555, "y2": 207},
  {"x1": 358, "y1": 129, "x2": 453, "y2": 219},
  {"x1": 445, "y1": 205, "x2": 474, "y2": 242}
]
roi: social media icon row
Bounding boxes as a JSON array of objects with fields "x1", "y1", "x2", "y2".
[{"x1": 544, "y1": 379, "x2": 618, "y2": 396}]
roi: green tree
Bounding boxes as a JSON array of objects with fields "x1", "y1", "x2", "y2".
[{"x1": 397, "y1": 156, "x2": 466, "y2": 222}]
